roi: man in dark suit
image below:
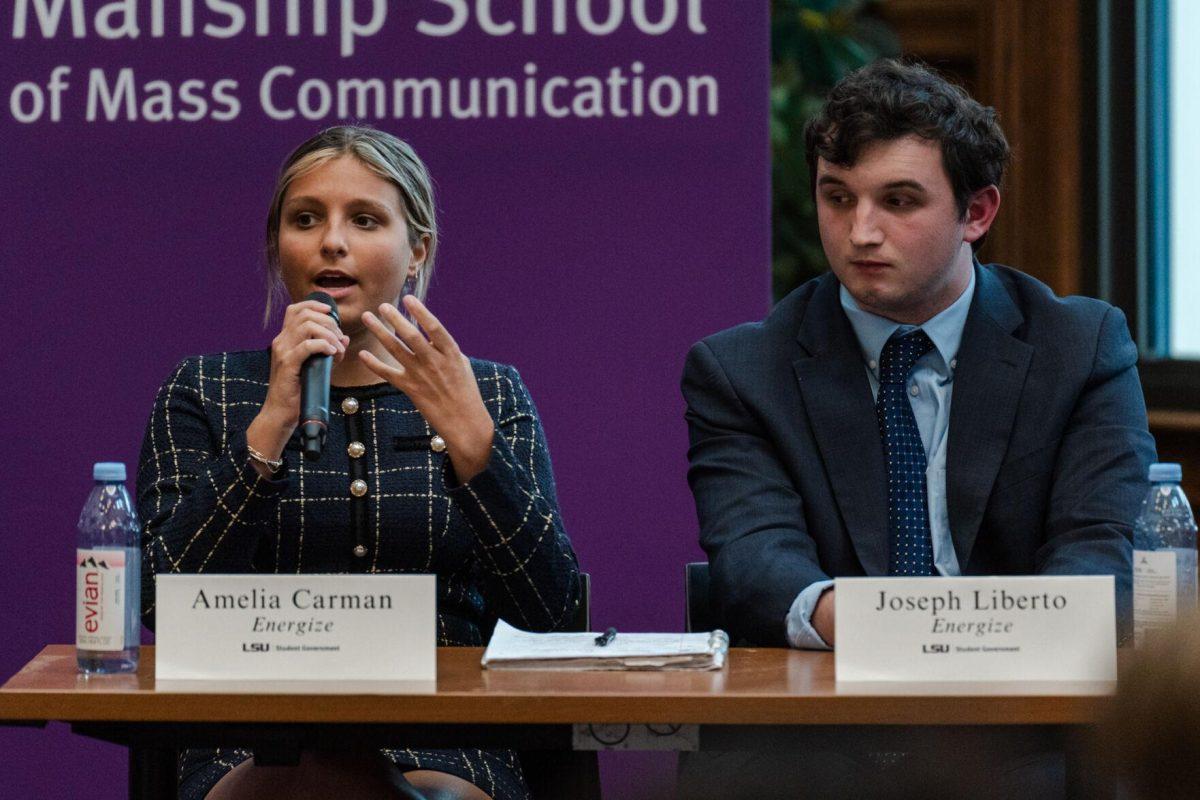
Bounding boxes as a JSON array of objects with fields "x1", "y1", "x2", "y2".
[
  {"x1": 684, "y1": 59, "x2": 1154, "y2": 649},
  {"x1": 679, "y1": 59, "x2": 1155, "y2": 797}
]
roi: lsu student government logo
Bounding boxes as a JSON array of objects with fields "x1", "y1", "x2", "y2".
[
  {"x1": 242, "y1": 642, "x2": 270, "y2": 653},
  {"x1": 922, "y1": 644, "x2": 950, "y2": 654}
]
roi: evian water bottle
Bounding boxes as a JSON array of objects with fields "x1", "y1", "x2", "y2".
[
  {"x1": 77, "y1": 462, "x2": 141, "y2": 673},
  {"x1": 1133, "y1": 463, "x2": 1198, "y2": 648}
]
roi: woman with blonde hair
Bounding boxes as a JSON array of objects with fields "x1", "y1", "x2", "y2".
[{"x1": 137, "y1": 125, "x2": 581, "y2": 800}]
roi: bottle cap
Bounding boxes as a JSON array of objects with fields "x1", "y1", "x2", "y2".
[
  {"x1": 1148, "y1": 463, "x2": 1182, "y2": 483},
  {"x1": 93, "y1": 462, "x2": 126, "y2": 482}
]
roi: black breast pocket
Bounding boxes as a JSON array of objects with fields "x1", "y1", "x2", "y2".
[
  {"x1": 393, "y1": 434, "x2": 435, "y2": 452},
  {"x1": 390, "y1": 434, "x2": 450, "y2": 497}
]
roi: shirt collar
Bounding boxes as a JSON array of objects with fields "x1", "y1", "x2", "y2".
[{"x1": 838, "y1": 265, "x2": 976, "y2": 376}]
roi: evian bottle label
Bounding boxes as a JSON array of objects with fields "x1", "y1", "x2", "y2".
[{"x1": 76, "y1": 548, "x2": 126, "y2": 652}]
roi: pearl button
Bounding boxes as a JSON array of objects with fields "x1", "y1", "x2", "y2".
[
  {"x1": 353, "y1": 544, "x2": 367, "y2": 558},
  {"x1": 909, "y1": 385, "x2": 920, "y2": 397},
  {"x1": 950, "y1": 358, "x2": 958, "y2": 370},
  {"x1": 431, "y1": 435, "x2": 446, "y2": 453},
  {"x1": 341, "y1": 397, "x2": 359, "y2": 415},
  {"x1": 869, "y1": 360, "x2": 878, "y2": 371},
  {"x1": 347, "y1": 441, "x2": 365, "y2": 459},
  {"x1": 350, "y1": 479, "x2": 368, "y2": 497}
]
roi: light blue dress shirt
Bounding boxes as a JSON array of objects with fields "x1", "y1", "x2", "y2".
[{"x1": 785, "y1": 270, "x2": 976, "y2": 649}]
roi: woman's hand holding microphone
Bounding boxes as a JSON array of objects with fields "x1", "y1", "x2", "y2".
[{"x1": 246, "y1": 299, "x2": 348, "y2": 478}]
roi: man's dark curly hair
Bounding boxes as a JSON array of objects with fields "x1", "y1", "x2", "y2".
[{"x1": 805, "y1": 59, "x2": 1010, "y2": 249}]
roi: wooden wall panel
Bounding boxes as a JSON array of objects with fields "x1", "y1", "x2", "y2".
[{"x1": 874, "y1": 0, "x2": 983, "y2": 85}]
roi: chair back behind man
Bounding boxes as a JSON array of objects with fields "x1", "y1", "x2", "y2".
[{"x1": 685, "y1": 562, "x2": 713, "y2": 633}]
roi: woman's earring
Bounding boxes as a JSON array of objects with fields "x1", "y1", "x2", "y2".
[{"x1": 402, "y1": 273, "x2": 417, "y2": 298}]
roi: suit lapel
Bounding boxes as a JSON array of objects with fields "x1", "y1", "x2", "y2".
[
  {"x1": 793, "y1": 276, "x2": 890, "y2": 575},
  {"x1": 946, "y1": 266, "x2": 1033, "y2": 568}
]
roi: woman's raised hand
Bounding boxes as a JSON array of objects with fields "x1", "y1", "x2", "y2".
[{"x1": 360, "y1": 296, "x2": 495, "y2": 482}]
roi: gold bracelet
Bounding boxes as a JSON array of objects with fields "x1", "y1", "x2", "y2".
[{"x1": 246, "y1": 443, "x2": 283, "y2": 473}]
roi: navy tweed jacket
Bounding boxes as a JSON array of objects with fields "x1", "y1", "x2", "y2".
[{"x1": 137, "y1": 350, "x2": 582, "y2": 646}]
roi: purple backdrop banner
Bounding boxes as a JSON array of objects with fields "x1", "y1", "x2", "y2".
[{"x1": 0, "y1": 2, "x2": 769, "y2": 796}]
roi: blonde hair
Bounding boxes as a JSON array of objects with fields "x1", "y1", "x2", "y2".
[{"x1": 264, "y1": 125, "x2": 438, "y2": 325}]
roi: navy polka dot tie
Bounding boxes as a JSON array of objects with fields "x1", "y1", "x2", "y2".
[{"x1": 876, "y1": 329, "x2": 936, "y2": 576}]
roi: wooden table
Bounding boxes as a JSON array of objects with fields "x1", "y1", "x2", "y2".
[{"x1": 0, "y1": 646, "x2": 1118, "y2": 798}]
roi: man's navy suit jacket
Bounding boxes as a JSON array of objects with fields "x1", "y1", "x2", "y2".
[{"x1": 682, "y1": 263, "x2": 1156, "y2": 646}]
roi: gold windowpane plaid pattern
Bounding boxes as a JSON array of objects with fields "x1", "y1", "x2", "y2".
[{"x1": 137, "y1": 349, "x2": 581, "y2": 799}]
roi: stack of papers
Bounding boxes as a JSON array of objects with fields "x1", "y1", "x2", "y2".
[{"x1": 481, "y1": 620, "x2": 730, "y2": 671}]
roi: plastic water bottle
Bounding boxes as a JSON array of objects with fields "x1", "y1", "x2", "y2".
[
  {"x1": 1133, "y1": 462, "x2": 1198, "y2": 647},
  {"x1": 76, "y1": 462, "x2": 141, "y2": 673}
]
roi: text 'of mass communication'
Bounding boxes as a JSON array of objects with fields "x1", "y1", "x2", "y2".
[{"x1": 5, "y1": 0, "x2": 721, "y2": 124}]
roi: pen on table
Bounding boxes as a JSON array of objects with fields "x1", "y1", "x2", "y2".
[{"x1": 594, "y1": 627, "x2": 617, "y2": 647}]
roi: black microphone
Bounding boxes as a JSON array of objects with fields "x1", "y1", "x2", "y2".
[{"x1": 299, "y1": 291, "x2": 340, "y2": 461}]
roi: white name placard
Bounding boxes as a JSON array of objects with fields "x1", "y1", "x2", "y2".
[
  {"x1": 834, "y1": 576, "x2": 1116, "y2": 683},
  {"x1": 156, "y1": 574, "x2": 436, "y2": 682}
]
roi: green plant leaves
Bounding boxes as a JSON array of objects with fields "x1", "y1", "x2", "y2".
[{"x1": 770, "y1": 0, "x2": 899, "y2": 301}]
